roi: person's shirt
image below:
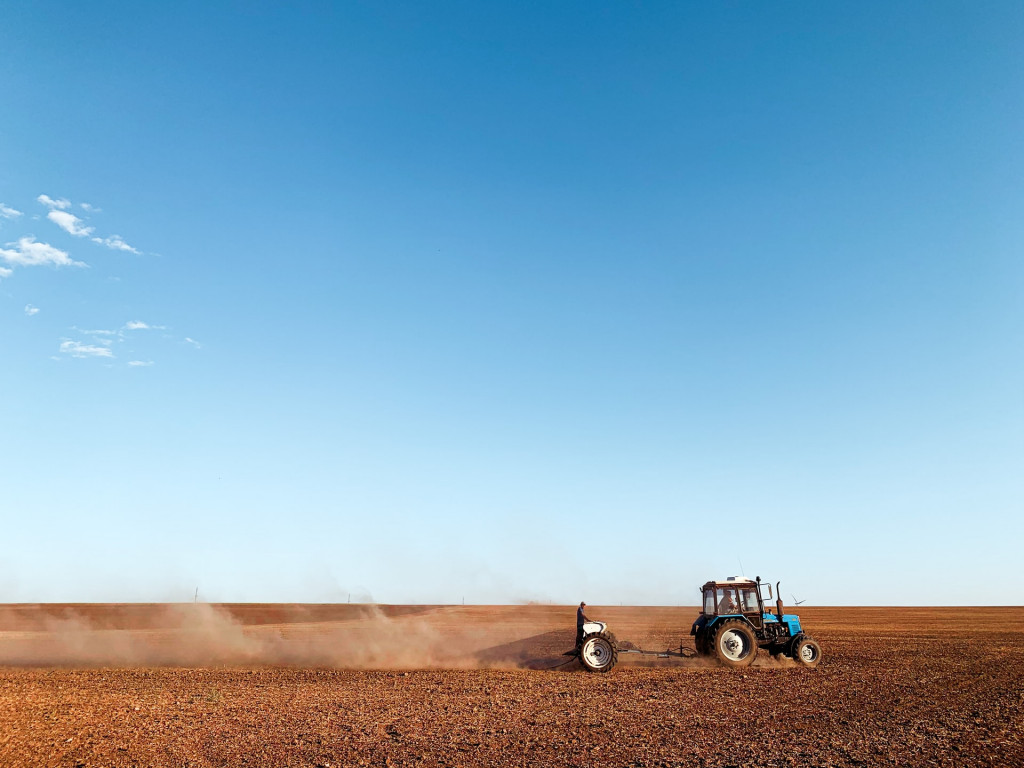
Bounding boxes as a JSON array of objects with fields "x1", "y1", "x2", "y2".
[{"x1": 577, "y1": 605, "x2": 588, "y2": 626}]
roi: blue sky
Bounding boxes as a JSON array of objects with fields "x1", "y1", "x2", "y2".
[{"x1": 1, "y1": 2, "x2": 1021, "y2": 605}]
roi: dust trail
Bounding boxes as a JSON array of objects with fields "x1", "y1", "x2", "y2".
[
  {"x1": 0, "y1": 604, "x2": 566, "y2": 669},
  {"x1": 753, "y1": 653, "x2": 799, "y2": 668}
]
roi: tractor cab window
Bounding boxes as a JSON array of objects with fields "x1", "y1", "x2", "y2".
[
  {"x1": 716, "y1": 587, "x2": 739, "y2": 614},
  {"x1": 739, "y1": 588, "x2": 760, "y2": 614},
  {"x1": 703, "y1": 589, "x2": 716, "y2": 615}
]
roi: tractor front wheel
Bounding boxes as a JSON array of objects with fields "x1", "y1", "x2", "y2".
[
  {"x1": 712, "y1": 620, "x2": 757, "y2": 668},
  {"x1": 579, "y1": 631, "x2": 618, "y2": 673},
  {"x1": 792, "y1": 635, "x2": 822, "y2": 668}
]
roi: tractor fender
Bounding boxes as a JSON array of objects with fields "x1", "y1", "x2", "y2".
[
  {"x1": 696, "y1": 615, "x2": 758, "y2": 640},
  {"x1": 690, "y1": 615, "x2": 708, "y2": 635}
]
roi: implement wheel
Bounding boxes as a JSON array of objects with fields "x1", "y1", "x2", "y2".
[
  {"x1": 579, "y1": 632, "x2": 618, "y2": 673},
  {"x1": 712, "y1": 620, "x2": 757, "y2": 668},
  {"x1": 792, "y1": 635, "x2": 822, "y2": 668}
]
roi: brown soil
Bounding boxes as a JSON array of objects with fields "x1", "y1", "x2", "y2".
[{"x1": 1, "y1": 604, "x2": 1021, "y2": 766}]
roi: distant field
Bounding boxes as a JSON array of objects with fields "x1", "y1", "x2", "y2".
[{"x1": 1, "y1": 604, "x2": 1021, "y2": 766}]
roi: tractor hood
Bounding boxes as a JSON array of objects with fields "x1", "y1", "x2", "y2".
[{"x1": 762, "y1": 612, "x2": 802, "y2": 635}]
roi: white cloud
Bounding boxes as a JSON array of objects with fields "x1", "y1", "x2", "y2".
[
  {"x1": 75, "y1": 323, "x2": 164, "y2": 343},
  {"x1": 184, "y1": 337, "x2": 202, "y2": 349},
  {"x1": 60, "y1": 340, "x2": 114, "y2": 358},
  {"x1": 0, "y1": 266, "x2": 12, "y2": 278},
  {"x1": 0, "y1": 203, "x2": 22, "y2": 219},
  {"x1": 37, "y1": 194, "x2": 71, "y2": 210},
  {"x1": 39, "y1": 194, "x2": 142, "y2": 254},
  {"x1": 48, "y1": 210, "x2": 95, "y2": 237},
  {"x1": 91, "y1": 234, "x2": 140, "y2": 254},
  {"x1": 127, "y1": 360, "x2": 154, "y2": 367},
  {"x1": 123, "y1": 320, "x2": 165, "y2": 332},
  {"x1": 24, "y1": 304, "x2": 39, "y2": 316},
  {"x1": 0, "y1": 237, "x2": 85, "y2": 268},
  {"x1": 37, "y1": 195, "x2": 141, "y2": 252}
]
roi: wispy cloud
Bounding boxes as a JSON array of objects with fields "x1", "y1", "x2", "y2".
[
  {"x1": 37, "y1": 194, "x2": 71, "y2": 210},
  {"x1": 38, "y1": 194, "x2": 141, "y2": 253},
  {"x1": 60, "y1": 340, "x2": 114, "y2": 358},
  {"x1": 0, "y1": 237, "x2": 85, "y2": 268},
  {"x1": 24, "y1": 304, "x2": 39, "y2": 316},
  {"x1": 57, "y1": 321, "x2": 194, "y2": 366},
  {"x1": 0, "y1": 266, "x2": 12, "y2": 278},
  {"x1": 0, "y1": 203, "x2": 22, "y2": 219},
  {"x1": 75, "y1": 321, "x2": 166, "y2": 341},
  {"x1": 92, "y1": 234, "x2": 140, "y2": 253},
  {"x1": 48, "y1": 209, "x2": 95, "y2": 237},
  {"x1": 123, "y1": 320, "x2": 166, "y2": 331}
]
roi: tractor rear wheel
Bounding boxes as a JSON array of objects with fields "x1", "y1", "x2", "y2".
[
  {"x1": 579, "y1": 631, "x2": 618, "y2": 673},
  {"x1": 694, "y1": 629, "x2": 711, "y2": 656},
  {"x1": 792, "y1": 635, "x2": 822, "y2": 668},
  {"x1": 712, "y1": 620, "x2": 757, "y2": 668}
]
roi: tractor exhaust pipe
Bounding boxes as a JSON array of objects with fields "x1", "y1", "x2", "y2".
[{"x1": 775, "y1": 581, "x2": 784, "y2": 622}]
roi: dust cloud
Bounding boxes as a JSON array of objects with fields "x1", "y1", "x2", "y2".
[{"x1": 0, "y1": 603, "x2": 561, "y2": 670}]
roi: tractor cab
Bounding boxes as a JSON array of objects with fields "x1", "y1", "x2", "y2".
[{"x1": 701, "y1": 577, "x2": 766, "y2": 628}]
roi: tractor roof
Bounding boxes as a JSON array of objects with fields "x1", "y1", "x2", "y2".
[{"x1": 702, "y1": 577, "x2": 757, "y2": 588}]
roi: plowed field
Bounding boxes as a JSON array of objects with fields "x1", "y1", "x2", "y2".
[{"x1": 1, "y1": 604, "x2": 1021, "y2": 767}]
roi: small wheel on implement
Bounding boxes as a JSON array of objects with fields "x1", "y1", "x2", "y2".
[
  {"x1": 579, "y1": 631, "x2": 618, "y2": 673},
  {"x1": 712, "y1": 619, "x2": 757, "y2": 668},
  {"x1": 792, "y1": 635, "x2": 822, "y2": 668}
]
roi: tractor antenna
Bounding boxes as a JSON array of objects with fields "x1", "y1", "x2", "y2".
[{"x1": 737, "y1": 556, "x2": 746, "y2": 577}]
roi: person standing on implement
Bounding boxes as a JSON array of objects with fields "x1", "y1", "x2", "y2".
[{"x1": 576, "y1": 601, "x2": 590, "y2": 648}]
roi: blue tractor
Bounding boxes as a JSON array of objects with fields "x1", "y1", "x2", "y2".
[{"x1": 690, "y1": 576, "x2": 821, "y2": 668}]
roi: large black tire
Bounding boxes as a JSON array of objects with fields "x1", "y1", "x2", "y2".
[
  {"x1": 792, "y1": 635, "x2": 822, "y2": 668},
  {"x1": 712, "y1": 620, "x2": 758, "y2": 668},
  {"x1": 579, "y1": 631, "x2": 618, "y2": 673},
  {"x1": 694, "y1": 628, "x2": 711, "y2": 656}
]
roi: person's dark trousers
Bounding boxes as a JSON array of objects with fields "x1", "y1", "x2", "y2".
[{"x1": 576, "y1": 626, "x2": 584, "y2": 647}]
